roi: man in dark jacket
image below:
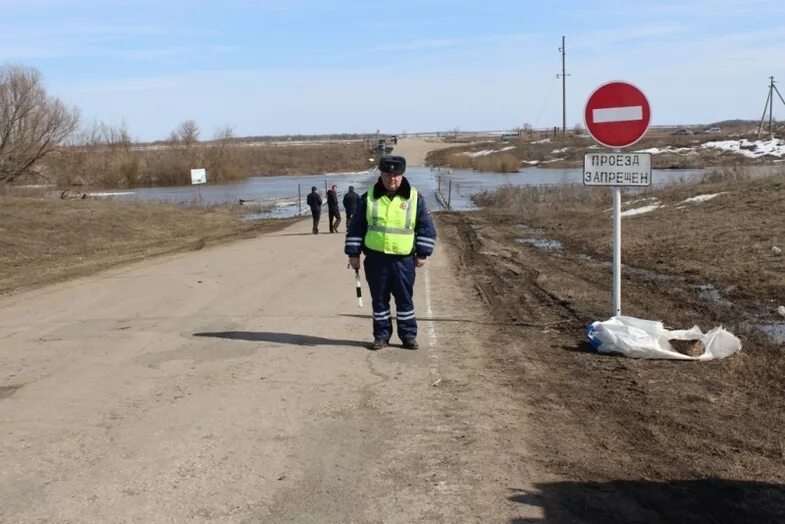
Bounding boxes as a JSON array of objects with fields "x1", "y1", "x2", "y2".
[
  {"x1": 306, "y1": 186, "x2": 322, "y2": 234},
  {"x1": 345, "y1": 155, "x2": 437, "y2": 350},
  {"x1": 326, "y1": 184, "x2": 341, "y2": 233},
  {"x1": 342, "y1": 185, "x2": 361, "y2": 226}
]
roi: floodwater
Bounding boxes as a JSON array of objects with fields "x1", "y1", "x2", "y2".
[
  {"x1": 88, "y1": 166, "x2": 704, "y2": 219},
  {"x1": 516, "y1": 237, "x2": 564, "y2": 251}
]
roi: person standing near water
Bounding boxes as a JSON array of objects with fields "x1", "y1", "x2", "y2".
[{"x1": 306, "y1": 186, "x2": 322, "y2": 234}]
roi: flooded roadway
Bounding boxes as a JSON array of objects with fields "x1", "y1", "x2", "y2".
[{"x1": 88, "y1": 166, "x2": 704, "y2": 218}]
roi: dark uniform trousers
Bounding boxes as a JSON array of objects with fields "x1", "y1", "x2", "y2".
[{"x1": 363, "y1": 251, "x2": 417, "y2": 342}]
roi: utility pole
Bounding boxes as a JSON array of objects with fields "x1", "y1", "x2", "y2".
[
  {"x1": 757, "y1": 76, "x2": 785, "y2": 138},
  {"x1": 557, "y1": 36, "x2": 569, "y2": 136}
]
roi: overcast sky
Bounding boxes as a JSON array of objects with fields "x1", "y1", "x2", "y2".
[{"x1": 3, "y1": 0, "x2": 784, "y2": 141}]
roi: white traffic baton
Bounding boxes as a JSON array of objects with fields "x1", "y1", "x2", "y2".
[{"x1": 354, "y1": 268, "x2": 363, "y2": 308}]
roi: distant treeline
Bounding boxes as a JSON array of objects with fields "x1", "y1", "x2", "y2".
[
  {"x1": 146, "y1": 133, "x2": 383, "y2": 147},
  {"x1": 0, "y1": 64, "x2": 378, "y2": 189}
]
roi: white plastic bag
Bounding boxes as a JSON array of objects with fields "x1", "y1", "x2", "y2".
[{"x1": 586, "y1": 315, "x2": 741, "y2": 361}]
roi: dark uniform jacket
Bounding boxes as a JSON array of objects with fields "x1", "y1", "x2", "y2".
[
  {"x1": 344, "y1": 177, "x2": 437, "y2": 258},
  {"x1": 306, "y1": 191, "x2": 322, "y2": 210}
]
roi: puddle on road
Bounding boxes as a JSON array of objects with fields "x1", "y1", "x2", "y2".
[{"x1": 517, "y1": 237, "x2": 563, "y2": 251}]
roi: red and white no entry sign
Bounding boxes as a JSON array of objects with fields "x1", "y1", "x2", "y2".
[{"x1": 584, "y1": 81, "x2": 651, "y2": 148}]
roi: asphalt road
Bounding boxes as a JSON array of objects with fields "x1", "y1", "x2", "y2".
[
  {"x1": 393, "y1": 137, "x2": 456, "y2": 166},
  {"x1": 0, "y1": 217, "x2": 539, "y2": 523}
]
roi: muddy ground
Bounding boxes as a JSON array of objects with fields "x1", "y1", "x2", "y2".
[{"x1": 435, "y1": 171, "x2": 785, "y2": 522}]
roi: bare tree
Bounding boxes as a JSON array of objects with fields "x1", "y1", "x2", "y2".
[
  {"x1": 204, "y1": 126, "x2": 242, "y2": 182},
  {"x1": 175, "y1": 119, "x2": 200, "y2": 146},
  {"x1": 214, "y1": 125, "x2": 234, "y2": 142},
  {"x1": 0, "y1": 66, "x2": 79, "y2": 183},
  {"x1": 99, "y1": 121, "x2": 132, "y2": 150}
]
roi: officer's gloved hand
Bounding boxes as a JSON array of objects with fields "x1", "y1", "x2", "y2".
[
  {"x1": 348, "y1": 257, "x2": 361, "y2": 270},
  {"x1": 415, "y1": 256, "x2": 427, "y2": 268}
]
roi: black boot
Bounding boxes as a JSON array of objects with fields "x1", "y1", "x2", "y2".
[
  {"x1": 402, "y1": 338, "x2": 419, "y2": 350},
  {"x1": 369, "y1": 339, "x2": 387, "y2": 350}
]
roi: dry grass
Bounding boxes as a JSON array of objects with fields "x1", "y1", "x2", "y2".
[
  {"x1": 472, "y1": 153, "x2": 520, "y2": 172},
  {"x1": 479, "y1": 170, "x2": 785, "y2": 299},
  {"x1": 475, "y1": 183, "x2": 611, "y2": 210},
  {"x1": 0, "y1": 196, "x2": 292, "y2": 294},
  {"x1": 41, "y1": 141, "x2": 371, "y2": 188},
  {"x1": 473, "y1": 169, "x2": 785, "y2": 391}
]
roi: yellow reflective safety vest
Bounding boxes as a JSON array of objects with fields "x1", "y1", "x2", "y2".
[{"x1": 364, "y1": 187, "x2": 418, "y2": 255}]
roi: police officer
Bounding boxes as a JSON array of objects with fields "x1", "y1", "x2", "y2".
[{"x1": 345, "y1": 155, "x2": 437, "y2": 350}]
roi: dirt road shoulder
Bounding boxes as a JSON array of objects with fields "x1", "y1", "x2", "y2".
[{"x1": 435, "y1": 208, "x2": 785, "y2": 522}]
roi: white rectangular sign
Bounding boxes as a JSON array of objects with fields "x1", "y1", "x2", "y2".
[
  {"x1": 583, "y1": 153, "x2": 652, "y2": 186},
  {"x1": 190, "y1": 168, "x2": 207, "y2": 185},
  {"x1": 592, "y1": 105, "x2": 644, "y2": 123}
]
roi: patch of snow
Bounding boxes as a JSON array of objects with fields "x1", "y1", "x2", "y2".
[
  {"x1": 551, "y1": 147, "x2": 572, "y2": 154},
  {"x1": 679, "y1": 192, "x2": 726, "y2": 205},
  {"x1": 464, "y1": 146, "x2": 516, "y2": 157},
  {"x1": 621, "y1": 204, "x2": 661, "y2": 217},
  {"x1": 531, "y1": 138, "x2": 551, "y2": 144},
  {"x1": 626, "y1": 197, "x2": 658, "y2": 206},
  {"x1": 635, "y1": 146, "x2": 698, "y2": 154},
  {"x1": 701, "y1": 138, "x2": 785, "y2": 158},
  {"x1": 522, "y1": 160, "x2": 540, "y2": 165}
]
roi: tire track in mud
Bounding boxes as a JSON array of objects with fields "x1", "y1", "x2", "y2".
[{"x1": 443, "y1": 212, "x2": 583, "y2": 328}]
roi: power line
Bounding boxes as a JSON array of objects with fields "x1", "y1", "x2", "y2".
[{"x1": 534, "y1": 75, "x2": 558, "y2": 128}]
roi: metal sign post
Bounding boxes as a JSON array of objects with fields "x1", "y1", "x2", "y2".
[
  {"x1": 612, "y1": 181, "x2": 622, "y2": 316},
  {"x1": 584, "y1": 82, "x2": 652, "y2": 317},
  {"x1": 190, "y1": 168, "x2": 207, "y2": 201}
]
